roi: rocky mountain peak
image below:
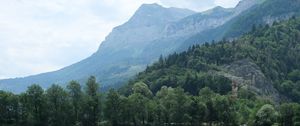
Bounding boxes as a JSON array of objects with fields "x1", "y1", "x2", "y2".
[
  {"x1": 96, "y1": 3, "x2": 195, "y2": 57},
  {"x1": 125, "y1": 3, "x2": 194, "y2": 27},
  {"x1": 211, "y1": 6, "x2": 226, "y2": 12},
  {"x1": 139, "y1": 3, "x2": 163, "y2": 9},
  {"x1": 234, "y1": 0, "x2": 261, "y2": 13}
]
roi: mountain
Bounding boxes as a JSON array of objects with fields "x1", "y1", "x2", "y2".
[
  {"x1": 1, "y1": 0, "x2": 299, "y2": 93},
  {"x1": 121, "y1": 17, "x2": 300, "y2": 103},
  {"x1": 94, "y1": 3, "x2": 195, "y2": 65},
  {"x1": 183, "y1": 0, "x2": 300, "y2": 48},
  {"x1": 0, "y1": 4, "x2": 195, "y2": 93},
  {"x1": 162, "y1": 0, "x2": 260, "y2": 39}
]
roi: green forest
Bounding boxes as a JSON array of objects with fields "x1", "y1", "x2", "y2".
[{"x1": 2, "y1": 18, "x2": 300, "y2": 126}]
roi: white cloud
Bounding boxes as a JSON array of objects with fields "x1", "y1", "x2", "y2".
[{"x1": 0, "y1": 0, "x2": 240, "y2": 79}]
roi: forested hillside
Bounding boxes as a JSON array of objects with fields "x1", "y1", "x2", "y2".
[
  {"x1": 2, "y1": 17, "x2": 300, "y2": 126},
  {"x1": 123, "y1": 17, "x2": 300, "y2": 103}
]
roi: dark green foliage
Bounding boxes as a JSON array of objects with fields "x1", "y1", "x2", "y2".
[
  {"x1": 0, "y1": 77, "x2": 104, "y2": 126},
  {"x1": 83, "y1": 76, "x2": 101, "y2": 126},
  {"x1": 188, "y1": 97, "x2": 207, "y2": 125},
  {"x1": 294, "y1": 105, "x2": 300, "y2": 126},
  {"x1": 288, "y1": 69, "x2": 300, "y2": 82},
  {"x1": 213, "y1": 95, "x2": 238, "y2": 126},
  {"x1": 254, "y1": 104, "x2": 278, "y2": 126},
  {"x1": 0, "y1": 91, "x2": 19, "y2": 125},
  {"x1": 104, "y1": 89, "x2": 122, "y2": 126},
  {"x1": 25, "y1": 84, "x2": 48, "y2": 126},
  {"x1": 128, "y1": 93, "x2": 148, "y2": 126},
  {"x1": 46, "y1": 85, "x2": 71, "y2": 126},
  {"x1": 66, "y1": 81, "x2": 83, "y2": 125},
  {"x1": 279, "y1": 103, "x2": 299, "y2": 126}
]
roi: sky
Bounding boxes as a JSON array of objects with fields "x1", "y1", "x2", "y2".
[{"x1": 0, "y1": 0, "x2": 240, "y2": 79}]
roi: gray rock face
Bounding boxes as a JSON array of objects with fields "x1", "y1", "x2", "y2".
[
  {"x1": 221, "y1": 59, "x2": 281, "y2": 103},
  {"x1": 162, "y1": 6, "x2": 234, "y2": 38},
  {"x1": 263, "y1": 13, "x2": 296, "y2": 24},
  {"x1": 162, "y1": 0, "x2": 261, "y2": 39},
  {"x1": 97, "y1": 3, "x2": 195, "y2": 60}
]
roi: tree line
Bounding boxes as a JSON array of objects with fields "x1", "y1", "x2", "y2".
[{"x1": 1, "y1": 76, "x2": 300, "y2": 126}]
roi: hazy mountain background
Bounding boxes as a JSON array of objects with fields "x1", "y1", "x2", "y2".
[{"x1": 1, "y1": 0, "x2": 300, "y2": 93}]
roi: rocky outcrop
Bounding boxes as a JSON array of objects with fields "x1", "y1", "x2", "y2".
[
  {"x1": 218, "y1": 59, "x2": 281, "y2": 103},
  {"x1": 263, "y1": 13, "x2": 296, "y2": 24}
]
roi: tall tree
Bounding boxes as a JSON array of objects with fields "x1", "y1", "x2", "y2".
[
  {"x1": 294, "y1": 104, "x2": 300, "y2": 126},
  {"x1": 128, "y1": 93, "x2": 148, "y2": 126},
  {"x1": 156, "y1": 86, "x2": 175, "y2": 125},
  {"x1": 84, "y1": 76, "x2": 101, "y2": 126},
  {"x1": 105, "y1": 89, "x2": 122, "y2": 126},
  {"x1": 0, "y1": 91, "x2": 19, "y2": 125},
  {"x1": 67, "y1": 80, "x2": 83, "y2": 125},
  {"x1": 46, "y1": 84, "x2": 71, "y2": 126},
  {"x1": 171, "y1": 88, "x2": 192, "y2": 124},
  {"x1": 132, "y1": 82, "x2": 153, "y2": 98},
  {"x1": 279, "y1": 103, "x2": 296, "y2": 126},
  {"x1": 213, "y1": 95, "x2": 237, "y2": 126},
  {"x1": 25, "y1": 84, "x2": 47, "y2": 126},
  {"x1": 199, "y1": 87, "x2": 217, "y2": 125},
  {"x1": 189, "y1": 97, "x2": 207, "y2": 125},
  {"x1": 254, "y1": 104, "x2": 278, "y2": 126}
]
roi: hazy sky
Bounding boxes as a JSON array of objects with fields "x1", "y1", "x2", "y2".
[{"x1": 0, "y1": 0, "x2": 240, "y2": 79}]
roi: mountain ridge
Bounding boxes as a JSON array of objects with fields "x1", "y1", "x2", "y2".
[{"x1": 1, "y1": 0, "x2": 298, "y2": 93}]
